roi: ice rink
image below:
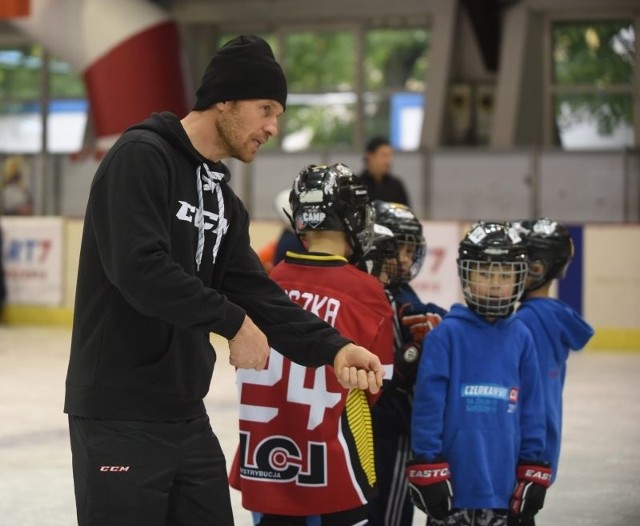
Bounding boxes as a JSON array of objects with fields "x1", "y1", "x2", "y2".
[{"x1": 1, "y1": 325, "x2": 638, "y2": 526}]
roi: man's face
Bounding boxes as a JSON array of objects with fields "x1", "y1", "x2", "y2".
[
  {"x1": 366, "y1": 144, "x2": 393, "y2": 176},
  {"x1": 216, "y1": 99, "x2": 284, "y2": 162}
]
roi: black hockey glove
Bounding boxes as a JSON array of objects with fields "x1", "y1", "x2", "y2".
[
  {"x1": 508, "y1": 461, "x2": 552, "y2": 524},
  {"x1": 507, "y1": 516, "x2": 536, "y2": 526},
  {"x1": 405, "y1": 457, "x2": 453, "y2": 520},
  {"x1": 391, "y1": 342, "x2": 421, "y2": 390},
  {"x1": 393, "y1": 307, "x2": 442, "y2": 391}
]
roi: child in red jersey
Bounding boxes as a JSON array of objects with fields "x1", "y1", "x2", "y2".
[{"x1": 230, "y1": 163, "x2": 394, "y2": 526}]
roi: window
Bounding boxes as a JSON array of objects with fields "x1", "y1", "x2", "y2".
[
  {"x1": 214, "y1": 28, "x2": 430, "y2": 151},
  {"x1": 364, "y1": 28, "x2": 429, "y2": 147},
  {"x1": 282, "y1": 30, "x2": 356, "y2": 151},
  {"x1": 0, "y1": 44, "x2": 87, "y2": 154},
  {"x1": 550, "y1": 20, "x2": 635, "y2": 149}
]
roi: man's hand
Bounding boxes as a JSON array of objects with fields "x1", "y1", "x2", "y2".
[
  {"x1": 228, "y1": 315, "x2": 269, "y2": 370},
  {"x1": 333, "y1": 343, "x2": 384, "y2": 394}
]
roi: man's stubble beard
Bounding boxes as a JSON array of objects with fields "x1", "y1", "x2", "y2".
[{"x1": 216, "y1": 105, "x2": 254, "y2": 163}]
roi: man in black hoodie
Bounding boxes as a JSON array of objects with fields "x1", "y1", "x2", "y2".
[{"x1": 65, "y1": 35, "x2": 385, "y2": 526}]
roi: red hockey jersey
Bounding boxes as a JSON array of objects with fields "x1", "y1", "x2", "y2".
[{"x1": 229, "y1": 252, "x2": 394, "y2": 515}]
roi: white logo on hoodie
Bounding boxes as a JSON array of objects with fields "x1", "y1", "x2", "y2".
[{"x1": 176, "y1": 200, "x2": 223, "y2": 231}]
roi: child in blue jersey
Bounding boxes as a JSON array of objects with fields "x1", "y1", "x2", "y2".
[
  {"x1": 358, "y1": 201, "x2": 447, "y2": 526},
  {"x1": 406, "y1": 221, "x2": 551, "y2": 526},
  {"x1": 514, "y1": 219, "x2": 594, "y2": 490}
]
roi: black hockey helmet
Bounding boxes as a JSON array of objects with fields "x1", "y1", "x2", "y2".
[
  {"x1": 458, "y1": 221, "x2": 528, "y2": 317},
  {"x1": 513, "y1": 218, "x2": 573, "y2": 292},
  {"x1": 289, "y1": 163, "x2": 375, "y2": 256},
  {"x1": 355, "y1": 223, "x2": 398, "y2": 282},
  {"x1": 372, "y1": 200, "x2": 426, "y2": 284}
]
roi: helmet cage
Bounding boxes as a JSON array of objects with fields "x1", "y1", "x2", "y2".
[
  {"x1": 394, "y1": 232, "x2": 426, "y2": 284},
  {"x1": 372, "y1": 200, "x2": 426, "y2": 285},
  {"x1": 458, "y1": 259, "x2": 527, "y2": 317},
  {"x1": 357, "y1": 223, "x2": 398, "y2": 282},
  {"x1": 457, "y1": 221, "x2": 528, "y2": 317}
]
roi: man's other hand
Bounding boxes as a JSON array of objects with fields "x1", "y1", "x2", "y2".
[
  {"x1": 228, "y1": 315, "x2": 269, "y2": 370},
  {"x1": 334, "y1": 343, "x2": 385, "y2": 393}
]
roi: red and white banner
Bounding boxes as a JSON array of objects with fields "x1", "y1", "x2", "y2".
[
  {"x1": 10, "y1": 0, "x2": 188, "y2": 150},
  {"x1": 411, "y1": 221, "x2": 462, "y2": 310},
  {"x1": 1, "y1": 217, "x2": 64, "y2": 305}
]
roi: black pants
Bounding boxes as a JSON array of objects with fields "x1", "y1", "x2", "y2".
[
  {"x1": 367, "y1": 432, "x2": 413, "y2": 526},
  {"x1": 68, "y1": 414, "x2": 233, "y2": 526},
  {"x1": 368, "y1": 394, "x2": 414, "y2": 526}
]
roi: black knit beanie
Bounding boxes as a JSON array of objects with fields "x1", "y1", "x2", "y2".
[{"x1": 193, "y1": 35, "x2": 287, "y2": 111}]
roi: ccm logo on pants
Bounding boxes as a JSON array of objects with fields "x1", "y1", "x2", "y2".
[{"x1": 99, "y1": 466, "x2": 130, "y2": 472}]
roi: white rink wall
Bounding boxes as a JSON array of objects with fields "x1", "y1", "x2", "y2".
[{"x1": 1, "y1": 216, "x2": 639, "y2": 349}]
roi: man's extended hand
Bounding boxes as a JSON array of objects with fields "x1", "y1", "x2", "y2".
[
  {"x1": 334, "y1": 343, "x2": 385, "y2": 393},
  {"x1": 228, "y1": 315, "x2": 270, "y2": 370}
]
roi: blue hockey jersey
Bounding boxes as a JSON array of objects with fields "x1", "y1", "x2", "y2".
[
  {"x1": 411, "y1": 304, "x2": 547, "y2": 510},
  {"x1": 515, "y1": 297, "x2": 594, "y2": 481}
]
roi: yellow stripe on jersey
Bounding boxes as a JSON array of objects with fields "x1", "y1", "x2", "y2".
[
  {"x1": 285, "y1": 251, "x2": 348, "y2": 263},
  {"x1": 345, "y1": 389, "x2": 376, "y2": 487}
]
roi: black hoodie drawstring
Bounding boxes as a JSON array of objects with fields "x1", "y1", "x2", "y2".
[{"x1": 195, "y1": 164, "x2": 228, "y2": 271}]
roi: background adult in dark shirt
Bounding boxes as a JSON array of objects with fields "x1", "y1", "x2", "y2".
[{"x1": 358, "y1": 136, "x2": 410, "y2": 206}]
